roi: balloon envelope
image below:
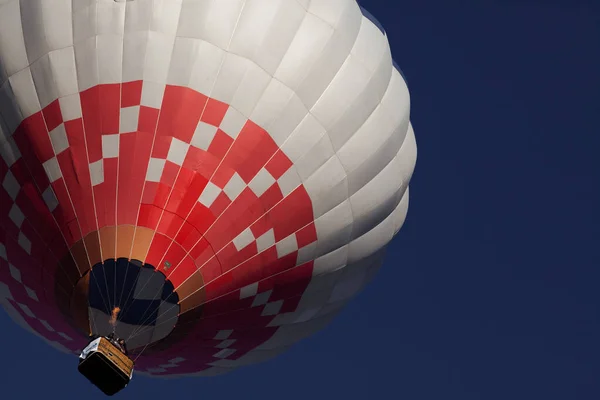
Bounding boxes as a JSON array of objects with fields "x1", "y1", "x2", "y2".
[{"x1": 0, "y1": 0, "x2": 416, "y2": 376}]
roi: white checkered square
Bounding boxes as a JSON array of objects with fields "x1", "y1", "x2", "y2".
[
  {"x1": 8, "y1": 204, "x2": 25, "y2": 228},
  {"x1": 59, "y1": 94, "x2": 82, "y2": 121},
  {"x1": 223, "y1": 172, "x2": 245, "y2": 201},
  {"x1": 248, "y1": 168, "x2": 276, "y2": 197},
  {"x1": 49, "y1": 124, "x2": 69, "y2": 155},
  {"x1": 89, "y1": 160, "x2": 104, "y2": 186},
  {"x1": 42, "y1": 157, "x2": 62, "y2": 183},
  {"x1": 167, "y1": 138, "x2": 190, "y2": 166},
  {"x1": 2, "y1": 170, "x2": 20, "y2": 200},
  {"x1": 42, "y1": 186, "x2": 59, "y2": 212},
  {"x1": 18, "y1": 232, "x2": 31, "y2": 255},
  {"x1": 276, "y1": 234, "x2": 298, "y2": 258},
  {"x1": 219, "y1": 107, "x2": 246, "y2": 139},
  {"x1": 232, "y1": 228, "x2": 254, "y2": 251},
  {"x1": 101, "y1": 134, "x2": 119, "y2": 158},
  {"x1": 146, "y1": 158, "x2": 166, "y2": 182},
  {"x1": 191, "y1": 121, "x2": 218, "y2": 150},
  {"x1": 199, "y1": 182, "x2": 222, "y2": 208},
  {"x1": 120, "y1": 106, "x2": 140, "y2": 133}
]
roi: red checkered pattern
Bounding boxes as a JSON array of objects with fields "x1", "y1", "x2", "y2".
[{"x1": 0, "y1": 81, "x2": 318, "y2": 374}]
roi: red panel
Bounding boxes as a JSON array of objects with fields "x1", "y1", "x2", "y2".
[
  {"x1": 220, "y1": 121, "x2": 278, "y2": 183},
  {"x1": 121, "y1": 81, "x2": 143, "y2": 107},
  {"x1": 157, "y1": 86, "x2": 207, "y2": 144},
  {"x1": 93, "y1": 158, "x2": 118, "y2": 228},
  {"x1": 137, "y1": 204, "x2": 162, "y2": 229},
  {"x1": 98, "y1": 84, "x2": 121, "y2": 134},
  {"x1": 207, "y1": 129, "x2": 234, "y2": 160},
  {"x1": 186, "y1": 203, "x2": 215, "y2": 235},
  {"x1": 117, "y1": 132, "x2": 153, "y2": 225},
  {"x1": 269, "y1": 187, "x2": 314, "y2": 241},
  {"x1": 18, "y1": 113, "x2": 54, "y2": 163},
  {"x1": 145, "y1": 233, "x2": 172, "y2": 267},
  {"x1": 13, "y1": 127, "x2": 51, "y2": 189},
  {"x1": 201, "y1": 99, "x2": 228, "y2": 126},
  {"x1": 265, "y1": 150, "x2": 293, "y2": 180},
  {"x1": 138, "y1": 106, "x2": 159, "y2": 134},
  {"x1": 80, "y1": 86, "x2": 103, "y2": 162},
  {"x1": 199, "y1": 256, "x2": 222, "y2": 286},
  {"x1": 182, "y1": 147, "x2": 220, "y2": 178},
  {"x1": 258, "y1": 183, "x2": 284, "y2": 211},
  {"x1": 158, "y1": 242, "x2": 186, "y2": 275},
  {"x1": 174, "y1": 221, "x2": 202, "y2": 252},
  {"x1": 264, "y1": 261, "x2": 314, "y2": 301},
  {"x1": 204, "y1": 189, "x2": 263, "y2": 251},
  {"x1": 156, "y1": 210, "x2": 185, "y2": 239},
  {"x1": 42, "y1": 100, "x2": 63, "y2": 132},
  {"x1": 296, "y1": 222, "x2": 317, "y2": 248},
  {"x1": 167, "y1": 255, "x2": 197, "y2": 289},
  {"x1": 58, "y1": 119, "x2": 96, "y2": 236}
]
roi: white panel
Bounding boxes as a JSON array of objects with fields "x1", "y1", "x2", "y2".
[
  {"x1": 256, "y1": 229, "x2": 275, "y2": 252},
  {"x1": 89, "y1": 160, "x2": 104, "y2": 186},
  {"x1": 392, "y1": 187, "x2": 410, "y2": 235},
  {"x1": 49, "y1": 124, "x2": 69, "y2": 155},
  {"x1": 276, "y1": 234, "x2": 298, "y2": 258},
  {"x1": 254, "y1": 90, "x2": 308, "y2": 148},
  {"x1": 199, "y1": 182, "x2": 222, "y2": 208},
  {"x1": 188, "y1": 40, "x2": 225, "y2": 95},
  {"x1": 42, "y1": 157, "x2": 62, "y2": 183},
  {"x1": 295, "y1": 3, "x2": 362, "y2": 109},
  {"x1": 313, "y1": 246, "x2": 348, "y2": 276},
  {"x1": 19, "y1": 0, "x2": 73, "y2": 62},
  {"x1": 313, "y1": 200, "x2": 353, "y2": 258},
  {"x1": 0, "y1": 1, "x2": 28, "y2": 84},
  {"x1": 59, "y1": 94, "x2": 82, "y2": 121},
  {"x1": 177, "y1": 0, "x2": 245, "y2": 49},
  {"x1": 141, "y1": 80, "x2": 165, "y2": 109},
  {"x1": 281, "y1": 113, "x2": 326, "y2": 164},
  {"x1": 219, "y1": 106, "x2": 246, "y2": 139},
  {"x1": 18, "y1": 232, "x2": 32, "y2": 255},
  {"x1": 240, "y1": 283, "x2": 258, "y2": 300},
  {"x1": 248, "y1": 168, "x2": 275, "y2": 197},
  {"x1": 42, "y1": 186, "x2": 59, "y2": 211},
  {"x1": 230, "y1": 62, "x2": 271, "y2": 118},
  {"x1": 294, "y1": 133, "x2": 335, "y2": 182},
  {"x1": 102, "y1": 134, "x2": 119, "y2": 158},
  {"x1": 122, "y1": 31, "x2": 148, "y2": 83},
  {"x1": 25, "y1": 287, "x2": 38, "y2": 301},
  {"x1": 276, "y1": 166, "x2": 301, "y2": 196},
  {"x1": 146, "y1": 157, "x2": 166, "y2": 182},
  {"x1": 2, "y1": 170, "x2": 19, "y2": 200},
  {"x1": 191, "y1": 121, "x2": 218, "y2": 151},
  {"x1": 97, "y1": 34, "x2": 124, "y2": 84},
  {"x1": 248, "y1": 0, "x2": 306, "y2": 75},
  {"x1": 303, "y1": 156, "x2": 348, "y2": 218},
  {"x1": 261, "y1": 300, "x2": 283, "y2": 316},
  {"x1": 275, "y1": 14, "x2": 333, "y2": 91},
  {"x1": 166, "y1": 138, "x2": 190, "y2": 166},
  {"x1": 347, "y1": 212, "x2": 395, "y2": 264},
  {"x1": 233, "y1": 228, "x2": 255, "y2": 251},
  {"x1": 9, "y1": 264, "x2": 22, "y2": 282},
  {"x1": 9, "y1": 68, "x2": 41, "y2": 119},
  {"x1": 0, "y1": 138, "x2": 21, "y2": 167},
  {"x1": 223, "y1": 172, "x2": 246, "y2": 200},
  {"x1": 120, "y1": 106, "x2": 140, "y2": 133}
]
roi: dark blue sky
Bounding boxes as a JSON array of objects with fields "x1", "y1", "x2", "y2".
[{"x1": 2, "y1": 1, "x2": 598, "y2": 399}]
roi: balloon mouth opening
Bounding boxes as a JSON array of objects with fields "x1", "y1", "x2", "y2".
[{"x1": 71, "y1": 258, "x2": 180, "y2": 351}]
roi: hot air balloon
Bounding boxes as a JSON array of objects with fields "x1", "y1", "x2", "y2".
[{"x1": 0, "y1": 0, "x2": 416, "y2": 395}]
